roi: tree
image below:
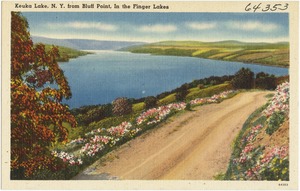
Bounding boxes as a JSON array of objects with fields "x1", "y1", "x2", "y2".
[
  {"x1": 77, "y1": 105, "x2": 112, "y2": 126},
  {"x1": 11, "y1": 12, "x2": 77, "y2": 178},
  {"x1": 112, "y1": 97, "x2": 132, "y2": 116},
  {"x1": 175, "y1": 84, "x2": 189, "y2": 101},
  {"x1": 144, "y1": 96, "x2": 157, "y2": 109},
  {"x1": 231, "y1": 68, "x2": 254, "y2": 89},
  {"x1": 255, "y1": 72, "x2": 277, "y2": 90}
]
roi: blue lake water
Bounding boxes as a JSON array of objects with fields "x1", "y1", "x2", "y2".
[{"x1": 59, "y1": 50, "x2": 288, "y2": 108}]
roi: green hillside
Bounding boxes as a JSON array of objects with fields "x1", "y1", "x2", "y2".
[
  {"x1": 43, "y1": 44, "x2": 92, "y2": 62},
  {"x1": 122, "y1": 41, "x2": 289, "y2": 67}
]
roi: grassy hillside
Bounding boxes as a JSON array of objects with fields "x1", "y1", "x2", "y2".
[
  {"x1": 122, "y1": 41, "x2": 289, "y2": 67},
  {"x1": 43, "y1": 44, "x2": 92, "y2": 62}
]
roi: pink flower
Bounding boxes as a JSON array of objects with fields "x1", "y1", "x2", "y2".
[
  {"x1": 263, "y1": 82, "x2": 289, "y2": 117},
  {"x1": 246, "y1": 169, "x2": 253, "y2": 177}
]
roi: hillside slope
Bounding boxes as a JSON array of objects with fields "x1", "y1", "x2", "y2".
[
  {"x1": 43, "y1": 44, "x2": 91, "y2": 62},
  {"x1": 32, "y1": 36, "x2": 145, "y2": 50},
  {"x1": 122, "y1": 41, "x2": 289, "y2": 67}
]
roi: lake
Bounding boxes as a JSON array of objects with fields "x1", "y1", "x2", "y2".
[{"x1": 59, "y1": 50, "x2": 288, "y2": 108}]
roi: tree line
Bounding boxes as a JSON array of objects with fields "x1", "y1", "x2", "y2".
[{"x1": 72, "y1": 69, "x2": 287, "y2": 126}]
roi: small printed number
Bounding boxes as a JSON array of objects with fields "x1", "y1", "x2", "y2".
[{"x1": 278, "y1": 183, "x2": 288, "y2": 186}]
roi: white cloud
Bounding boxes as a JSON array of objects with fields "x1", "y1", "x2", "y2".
[
  {"x1": 186, "y1": 22, "x2": 217, "y2": 30},
  {"x1": 228, "y1": 21, "x2": 279, "y2": 32},
  {"x1": 46, "y1": 21, "x2": 118, "y2": 32},
  {"x1": 138, "y1": 24, "x2": 177, "y2": 33}
]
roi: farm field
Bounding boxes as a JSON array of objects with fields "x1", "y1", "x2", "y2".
[{"x1": 123, "y1": 41, "x2": 289, "y2": 67}]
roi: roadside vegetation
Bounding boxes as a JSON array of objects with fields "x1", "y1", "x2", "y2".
[
  {"x1": 122, "y1": 40, "x2": 289, "y2": 67},
  {"x1": 218, "y1": 81, "x2": 289, "y2": 180}
]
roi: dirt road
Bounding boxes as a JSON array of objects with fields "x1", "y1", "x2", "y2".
[{"x1": 74, "y1": 91, "x2": 270, "y2": 180}]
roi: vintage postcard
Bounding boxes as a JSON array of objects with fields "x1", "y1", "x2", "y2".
[{"x1": 1, "y1": 0, "x2": 299, "y2": 190}]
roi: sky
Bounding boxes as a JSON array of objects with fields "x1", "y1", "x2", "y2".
[{"x1": 22, "y1": 12, "x2": 289, "y2": 43}]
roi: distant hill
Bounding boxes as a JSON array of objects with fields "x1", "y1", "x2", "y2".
[
  {"x1": 42, "y1": 44, "x2": 92, "y2": 62},
  {"x1": 122, "y1": 40, "x2": 289, "y2": 67},
  {"x1": 32, "y1": 36, "x2": 146, "y2": 50}
]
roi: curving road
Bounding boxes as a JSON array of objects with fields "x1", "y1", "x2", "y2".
[{"x1": 73, "y1": 91, "x2": 270, "y2": 180}]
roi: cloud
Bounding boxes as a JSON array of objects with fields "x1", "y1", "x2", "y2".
[
  {"x1": 46, "y1": 21, "x2": 118, "y2": 32},
  {"x1": 228, "y1": 21, "x2": 279, "y2": 32},
  {"x1": 186, "y1": 22, "x2": 217, "y2": 30},
  {"x1": 138, "y1": 24, "x2": 177, "y2": 33}
]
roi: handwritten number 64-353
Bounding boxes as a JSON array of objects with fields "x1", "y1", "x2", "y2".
[{"x1": 245, "y1": 3, "x2": 288, "y2": 12}]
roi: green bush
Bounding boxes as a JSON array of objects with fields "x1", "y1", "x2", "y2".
[
  {"x1": 144, "y1": 96, "x2": 157, "y2": 109},
  {"x1": 175, "y1": 84, "x2": 189, "y2": 101},
  {"x1": 259, "y1": 156, "x2": 289, "y2": 180},
  {"x1": 197, "y1": 84, "x2": 204, "y2": 89},
  {"x1": 255, "y1": 72, "x2": 277, "y2": 90},
  {"x1": 185, "y1": 103, "x2": 192, "y2": 111},
  {"x1": 266, "y1": 111, "x2": 285, "y2": 135},
  {"x1": 76, "y1": 105, "x2": 112, "y2": 126}
]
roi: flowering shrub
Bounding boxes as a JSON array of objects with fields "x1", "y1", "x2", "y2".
[
  {"x1": 230, "y1": 123, "x2": 289, "y2": 180},
  {"x1": 264, "y1": 82, "x2": 289, "y2": 135},
  {"x1": 260, "y1": 146, "x2": 288, "y2": 164},
  {"x1": 259, "y1": 146, "x2": 289, "y2": 181},
  {"x1": 80, "y1": 142, "x2": 106, "y2": 157},
  {"x1": 190, "y1": 90, "x2": 236, "y2": 105},
  {"x1": 85, "y1": 127, "x2": 105, "y2": 137},
  {"x1": 107, "y1": 121, "x2": 132, "y2": 137},
  {"x1": 226, "y1": 82, "x2": 290, "y2": 181},
  {"x1": 263, "y1": 82, "x2": 289, "y2": 118},
  {"x1": 79, "y1": 122, "x2": 142, "y2": 157},
  {"x1": 51, "y1": 150, "x2": 83, "y2": 166},
  {"x1": 67, "y1": 138, "x2": 86, "y2": 146},
  {"x1": 190, "y1": 98, "x2": 206, "y2": 105},
  {"x1": 233, "y1": 124, "x2": 264, "y2": 167},
  {"x1": 136, "y1": 102, "x2": 186, "y2": 125},
  {"x1": 245, "y1": 146, "x2": 289, "y2": 180},
  {"x1": 241, "y1": 124, "x2": 263, "y2": 144}
]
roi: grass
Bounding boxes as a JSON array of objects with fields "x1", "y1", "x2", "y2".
[
  {"x1": 158, "y1": 93, "x2": 176, "y2": 105},
  {"x1": 133, "y1": 102, "x2": 145, "y2": 112},
  {"x1": 186, "y1": 83, "x2": 232, "y2": 100},
  {"x1": 123, "y1": 41, "x2": 289, "y2": 67}
]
